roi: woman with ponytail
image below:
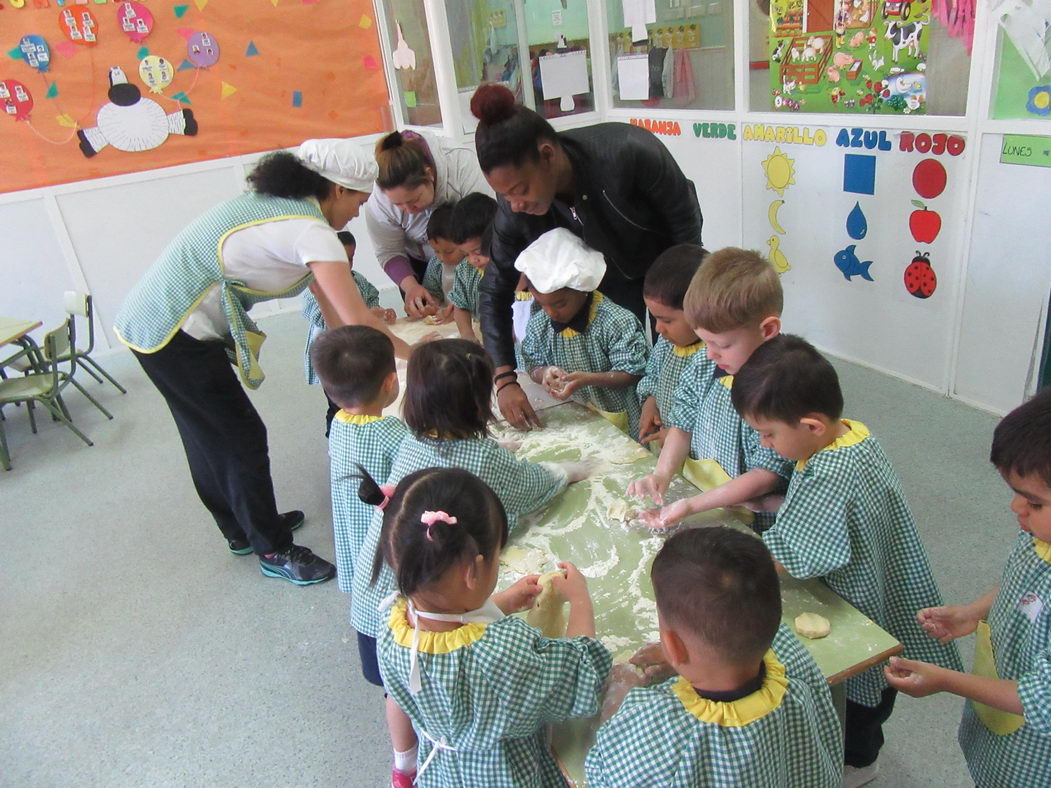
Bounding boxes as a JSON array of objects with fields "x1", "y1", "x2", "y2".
[
  {"x1": 468, "y1": 84, "x2": 704, "y2": 430},
  {"x1": 366, "y1": 130, "x2": 493, "y2": 318},
  {"x1": 114, "y1": 139, "x2": 417, "y2": 587}
]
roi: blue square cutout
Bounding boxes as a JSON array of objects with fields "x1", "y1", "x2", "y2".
[{"x1": 843, "y1": 154, "x2": 876, "y2": 195}]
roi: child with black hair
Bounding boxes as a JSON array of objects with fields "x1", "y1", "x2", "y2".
[
  {"x1": 636, "y1": 244, "x2": 708, "y2": 445},
  {"x1": 447, "y1": 192, "x2": 498, "y2": 342},
  {"x1": 349, "y1": 339, "x2": 587, "y2": 785},
  {"x1": 586, "y1": 526, "x2": 842, "y2": 787},
  {"x1": 358, "y1": 466, "x2": 610, "y2": 787},
  {"x1": 731, "y1": 334, "x2": 963, "y2": 785},
  {"x1": 310, "y1": 325, "x2": 406, "y2": 594},
  {"x1": 518, "y1": 228, "x2": 649, "y2": 439},
  {"x1": 884, "y1": 388, "x2": 1051, "y2": 787},
  {"x1": 420, "y1": 204, "x2": 463, "y2": 322},
  {"x1": 303, "y1": 231, "x2": 397, "y2": 434}
]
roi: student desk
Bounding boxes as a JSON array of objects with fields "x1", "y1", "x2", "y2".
[{"x1": 493, "y1": 402, "x2": 901, "y2": 785}]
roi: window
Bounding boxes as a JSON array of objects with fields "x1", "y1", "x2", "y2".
[{"x1": 379, "y1": 0, "x2": 442, "y2": 126}]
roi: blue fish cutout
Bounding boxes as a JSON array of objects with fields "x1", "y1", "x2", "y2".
[
  {"x1": 834, "y1": 245, "x2": 874, "y2": 282},
  {"x1": 846, "y1": 201, "x2": 867, "y2": 240}
]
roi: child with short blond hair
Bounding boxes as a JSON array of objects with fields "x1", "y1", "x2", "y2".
[
  {"x1": 586, "y1": 526, "x2": 842, "y2": 787},
  {"x1": 885, "y1": 387, "x2": 1051, "y2": 787},
  {"x1": 732, "y1": 334, "x2": 963, "y2": 782},
  {"x1": 629, "y1": 247, "x2": 791, "y2": 529}
]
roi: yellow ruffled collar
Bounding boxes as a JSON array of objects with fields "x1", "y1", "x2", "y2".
[
  {"x1": 795, "y1": 418, "x2": 870, "y2": 471},
  {"x1": 671, "y1": 651, "x2": 787, "y2": 727},
  {"x1": 672, "y1": 341, "x2": 704, "y2": 358},
  {"x1": 388, "y1": 598, "x2": 488, "y2": 654},
  {"x1": 334, "y1": 411, "x2": 384, "y2": 425},
  {"x1": 1034, "y1": 537, "x2": 1051, "y2": 564},
  {"x1": 558, "y1": 292, "x2": 604, "y2": 339}
]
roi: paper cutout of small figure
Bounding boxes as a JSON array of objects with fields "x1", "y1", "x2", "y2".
[
  {"x1": 904, "y1": 251, "x2": 937, "y2": 298},
  {"x1": 834, "y1": 244, "x2": 874, "y2": 282},
  {"x1": 77, "y1": 66, "x2": 198, "y2": 158},
  {"x1": 392, "y1": 22, "x2": 416, "y2": 70},
  {"x1": 0, "y1": 79, "x2": 34, "y2": 121},
  {"x1": 846, "y1": 201, "x2": 868, "y2": 240},
  {"x1": 767, "y1": 235, "x2": 792, "y2": 274}
]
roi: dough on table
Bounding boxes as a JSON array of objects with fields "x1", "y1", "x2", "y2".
[
  {"x1": 608, "y1": 445, "x2": 652, "y2": 465},
  {"x1": 794, "y1": 612, "x2": 831, "y2": 639},
  {"x1": 500, "y1": 546, "x2": 548, "y2": 576},
  {"x1": 422, "y1": 315, "x2": 442, "y2": 325},
  {"x1": 527, "y1": 570, "x2": 567, "y2": 638},
  {"x1": 606, "y1": 500, "x2": 639, "y2": 522}
]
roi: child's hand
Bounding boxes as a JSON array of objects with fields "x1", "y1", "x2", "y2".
[
  {"x1": 638, "y1": 397, "x2": 665, "y2": 444},
  {"x1": 629, "y1": 642, "x2": 676, "y2": 683},
  {"x1": 626, "y1": 472, "x2": 671, "y2": 506},
  {"x1": 412, "y1": 331, "x2": 442, "y2": 348},
  {"x1": 641, "y1": 497, "x2": 692, "y2": 529},
  {"x1": 600, "y1": 664, "x2": 647, "y2": 722},
  {"x1": 434, "y1": 304, "x2": 455, "y2": 325},
  {"x1": 371, "y1": 306, "x2": 398, "y2": 324},
  {"x1": 917, "y1": 605, "x2": 981, "y2": 643},
  {"x1": 495, "y1": 574, "x2": 542, "y2": 614},
  {"x1": 551, "y1": 561, "x2": 590, "y2": 605},
  {"x1": 560, "y1": 461, "x2": 593, "y2": 484},
  {"x1": 884, "y1": 656, "x2": 949, "y2": 697},
  {"x1": 541, "y1": 366, "x2": 568, "y2": 396},
  {"x1": 555, "y1": 371, "x2": 589, "y2": 399}
]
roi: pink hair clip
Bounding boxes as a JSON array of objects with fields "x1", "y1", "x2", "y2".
[
  {"x1": 377, "y1": 483, "x2": 397, "y2": 511},
  {"x1": 420, "y1": 510, "x2": 457, "y2": 541}
]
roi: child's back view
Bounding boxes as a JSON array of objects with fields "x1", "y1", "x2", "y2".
[
  {"x1": 369, "y1": 467, "x2": 611, "y2": 787},
  {"x1": 586, "y1": 527, "x2": 842, "y2": 787}
]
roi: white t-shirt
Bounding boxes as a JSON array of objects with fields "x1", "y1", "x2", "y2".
[{"x1": 182, "y1": 218, "x2": 347, "y2": 341}]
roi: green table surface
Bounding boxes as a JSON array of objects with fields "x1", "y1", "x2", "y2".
[{"x1": 494, "y1": 402, "x2": 901, "y2": 785}]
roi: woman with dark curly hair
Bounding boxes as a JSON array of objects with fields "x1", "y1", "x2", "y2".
[{"x1": 114, "y1": 139, "x2": 416, "y2": 586}]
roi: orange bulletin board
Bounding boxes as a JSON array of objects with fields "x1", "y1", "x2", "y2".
[{"x1": 0, "y1": 0, "x2": 391, "y2": 193}]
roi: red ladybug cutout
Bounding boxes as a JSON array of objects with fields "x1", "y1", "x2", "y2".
[{"x1": 904, "y1": 251, "x2": 937, "y2": 299}]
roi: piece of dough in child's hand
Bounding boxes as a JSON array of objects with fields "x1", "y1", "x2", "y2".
[
  {"x1": 607, "y1": 500, "x2": 639, "y2": 522},
  {"x1": 423, "y1": 315, "x2": 442, "y2": 325},
  {"x1": 608, "y1": 445, "x2": 652, "y2": 465},
  {"x1": 528, "y1": 570, "x2": 567, "y2": 638},
  {"x1": 794, "y1": 612, "x2": 831, "y2": 639}
]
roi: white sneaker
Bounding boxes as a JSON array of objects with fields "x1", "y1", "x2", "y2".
[{"x1": 843, "y1": 762, "x2": 880, "y2": 788}]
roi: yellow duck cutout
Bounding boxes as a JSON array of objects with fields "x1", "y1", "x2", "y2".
[{"x1": 767, "y1": 235, "x2": 791, "y2": 274}]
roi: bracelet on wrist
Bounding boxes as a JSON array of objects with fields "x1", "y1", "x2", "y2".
[
  {"x1": 494, "y1": 370, "x2": 518, "y2": 384},
  {"x1": 497, "y1": 380, "x2": 521, "y2": 396}
]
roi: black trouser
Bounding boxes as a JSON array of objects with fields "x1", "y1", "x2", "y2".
[
  {"x1": 323, "y1": 392, "x2": 340, "y2": 438},
  {"x1": 133, "y1": 331, "x2": 292, "y2": 556},
  {"x1": 844, "y1": 687, "x2": 898, "y2": 767}
]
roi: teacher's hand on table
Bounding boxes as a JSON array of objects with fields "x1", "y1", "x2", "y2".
[
  {"x1": 494, "y1": 574, "x2": 542, "y2": 614},
  {"x1": 401, "y1": 279, "x2": 440, "y2": 318},
  {"x1": 627, "y1": 472, "x2": 671, "y2": 506},
  {"x1": 497, "y1": 381, "x2": 542, "y2": 431}
]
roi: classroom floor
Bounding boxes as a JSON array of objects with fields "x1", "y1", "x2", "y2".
[{"x1": 2, "y1": 310, "x2": 1013, "y2": 786}]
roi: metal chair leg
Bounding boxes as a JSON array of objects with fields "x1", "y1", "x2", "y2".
[
  {"x1": 76, "y1": 357, "x2": 104, "y2": 384},
  {"x1": 0, "y1": 419, "x2": 10, "y2": 470},
  {"x1": 42, "y1": 399, "x2": 93, "y2": 447},
  {"x1": 69, "y1": 377, "x2": 113, "y2": 420},
  {"x1": 27, "y1": 400, "x2": 38, "y2": 434},
  {"x1": 83, "y1": 355, "x2": 127, "y2": 394}
]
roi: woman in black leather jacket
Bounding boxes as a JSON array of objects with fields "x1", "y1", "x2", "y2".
[{"x1": 469, "y1": 83, "x2": 704, "y2": 429}]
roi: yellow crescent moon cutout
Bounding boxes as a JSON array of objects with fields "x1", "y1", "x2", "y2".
[{"x1": 768, "y1": 199, "x2": 786, "y2": 234}]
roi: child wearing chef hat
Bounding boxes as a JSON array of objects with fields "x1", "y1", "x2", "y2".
[{"x1": 517, "y1": 228, "x2": 649, "y2": 439}]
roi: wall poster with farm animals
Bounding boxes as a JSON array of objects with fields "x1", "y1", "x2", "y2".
[{"x1": 769, "y1": 0, "x2": 931, "y2": 114}]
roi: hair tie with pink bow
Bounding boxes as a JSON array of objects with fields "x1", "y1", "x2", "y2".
[
  {"x1": 377, "y1": 484, "x2": 397, "y2": 511},
  {"x1": 420, "y1": 510, "x2": 457, "y2": 541}
]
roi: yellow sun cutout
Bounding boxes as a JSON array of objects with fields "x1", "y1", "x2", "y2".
[{"x1": 762, "y1": 147, "x2": 796, "y2": 196}]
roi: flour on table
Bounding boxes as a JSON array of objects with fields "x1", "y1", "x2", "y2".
[
  {"x1": 607, "y1": 445, "x2": 652, "y2": 465},
  {"x1": 500, "y1": 546, "x2": 549, "y2": 576},
  {"x1": 606, "y1": 500, "x2": 639, "y2": 522}
]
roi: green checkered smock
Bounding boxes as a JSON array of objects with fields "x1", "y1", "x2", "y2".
[
  {"x1": 958, "y1": 532, "x2": 1051, "y2": 787},
  {"x1": 113, "y1": 193, "x2": 327, "y2": 389},
  {"x1": 585, "y1": 624, "x2": 842, "y2": 787},
  {"x1": 422, "y1": 257, "x2": 447, "y2": 303},
  {"x1": 448, "y1": 262, "x2": 484, "y2": 317},
  {"x1": 762, "y1": 419, "x2": 964, "y2": 707},
  {"x1": 351, "y1": 435, "x2": 568, "y2": 638},
  {"x1": 520, "y1": 293, "x2": 648, "y2": 440},
  {"x1": 379, "y1": 598, "x2": 611, "y2": 788},
  {"x1": 636, "y1": 336, "x2": 704, "y2": 423},
  {"x1": 327, "y1": 412, "x2": 408, "y2": 593},
  {"x1": 301, "y1": 271, "x2": 381, "y2": 385}
]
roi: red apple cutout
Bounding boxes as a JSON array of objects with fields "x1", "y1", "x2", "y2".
[
  {"x1": 909, "y1": 200, "x2": 941, "y2": 243},
  {"x1": 904, "y1": 251, "x2": 937, "y2": 299},
  {"x1": 912, "y1": 158, "x2": 947, "y2": 199}
]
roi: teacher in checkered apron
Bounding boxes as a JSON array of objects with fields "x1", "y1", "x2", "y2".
[{"x1": 114, "y1": 139, "x2": 413, "y2": 587}]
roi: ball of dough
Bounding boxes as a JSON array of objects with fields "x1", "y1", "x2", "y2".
[
  {"x1": 794, "y1": 612, "x2": 831, "y2": 639},
  {"x1": 527, "y1": 570, "x2": 567, "y2": 638}
]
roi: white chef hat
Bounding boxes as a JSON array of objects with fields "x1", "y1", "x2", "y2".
[
  {"x1": 514, "y1": 228, "x2": 606, "y2": 294},
  {"x1": 296, "y1": 138, "x2": 378, "y2": 192}
]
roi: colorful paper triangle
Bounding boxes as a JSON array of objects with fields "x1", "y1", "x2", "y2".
[
  {"x1": 245, "y1": 41, "x2": 259, "y2": 56},
  {"x1": 177, "y1": 58, "x2": 195, "y2": 71},
  {"x1": 193, "y1": 0, "x2": 208, "y2": 9},
  {"x1": 358, "y1": 14, "x2": 372, "y2": 28},
  {"x1": 291, "y1": 90, "x2": 303, "y2": 107},
  {"x1": 220, "y1": 81, "x2": 238, "y2": 99},
  {"x1": 173, "y1": 4, "x2": 189, "y2": 18},
  {"x1": 136, "y1": 46, "x2": 149, "y2": 59},
  {"x1": 7, "y1": 46, "x2": 24, "y2": 61},
  {"x1": 46, "y1": 82, "x2": 58, "y2": 99},
  {"x1": 56, "y1": 113, "x2": 78, "y2": 128},
  {"x1": 170, "y1": 91, "x2": 191, "y2": 104}
]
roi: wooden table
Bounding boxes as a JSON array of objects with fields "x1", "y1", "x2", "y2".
[
  {"x1": 493, "y1": 402, "x2": 902, "y2": 785},
  {"x1": 0, "y1": 317, "x2": 44, "y2": 371}
]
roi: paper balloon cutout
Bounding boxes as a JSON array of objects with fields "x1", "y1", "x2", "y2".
[
  {"x1": 139, "y1": 55, "x2": 174, "y2": 94},
  {"x1": 0, "y1": 79, "x2": 34, "y2": 121},
  {"x1": 59, "y1": 8, "x2": 99, "y2": 47},
  {"x1": 118, "y1": 2, "x2": 154, "y2": 44},
  {"x1": 846, "y1": 202, "x2": 868, "y2": 240},
  {"x1": 19, "y1": 36, "x2": 51, "y2": 73},
  {"x1": 187, "y1": 32, "x2": 220, "y2": 68}
]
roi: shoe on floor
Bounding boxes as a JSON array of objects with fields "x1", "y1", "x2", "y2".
[
  {"x1": 259, "y1": 544, "x2": 335, "y2": 585},
  {"x1": 391, "y1": 769, "x2": 416, "y2": 788},
  {"x1": 227, "y1": 510, "x2": 305, "y2": 555},
  {"x1": 844, "y1": 761, "x2": 879, "y2": 788}
]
